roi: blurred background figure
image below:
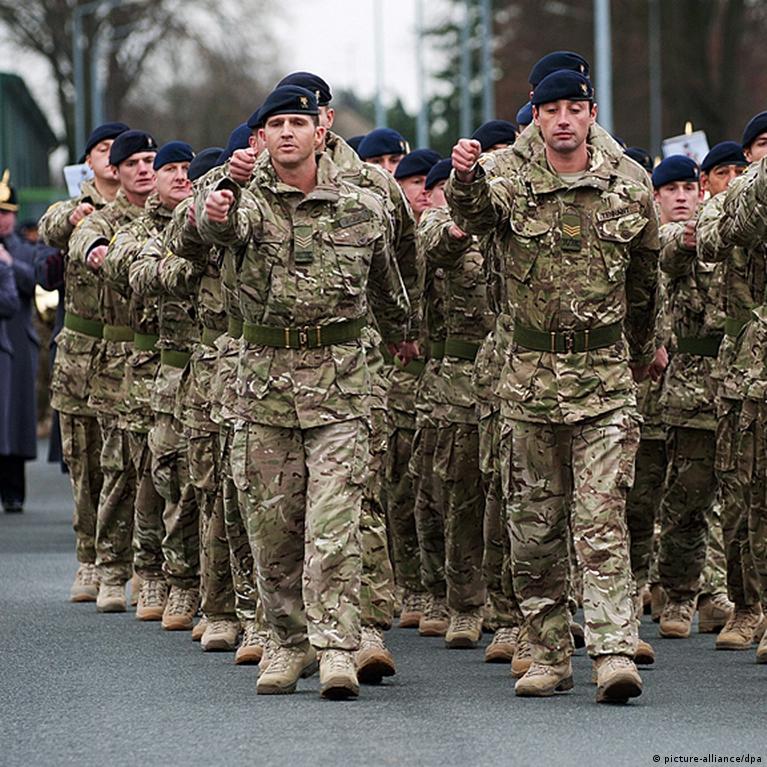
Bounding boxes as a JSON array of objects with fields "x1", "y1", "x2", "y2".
[{"x1": 0, "y1": 171, "x2": 40, "y2": 512}]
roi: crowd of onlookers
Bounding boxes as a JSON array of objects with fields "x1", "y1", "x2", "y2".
[{"x1": 0, "y1": 176, "x2": 63, "y2": 513}]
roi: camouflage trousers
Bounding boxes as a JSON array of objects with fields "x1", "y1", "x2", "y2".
[
  {"x1": 746, "y1": 401, "x2": 767, "y2": 606},
  {"x1": 434, "y1": 421, "x2": 486, "y2": 612},
  {"x1": 385, "y1": 421, "x2": 425, "y2": 594},
  {"x1": 60, "y1": 412, "x2": 102, "y2": 564},
  {"x1": 410, "y1": 424, "x2": 445, "y2": 598},
  {"x1": 626, "y1": 437, "x2": 666, "y2": 593},
  {"x1": 481, "y1": 411, "x2": 522, "y2": 628},
  {"x1": 508, "y1": 409, "x2": 640, "y2": 664},
  {"x1": 231, "y1": 418, "x2": 368, "y2": 650},
  {"x1": 94, "y1": 415, "x2": 136, "y2": 586},
  {"x1": 360, "y1": 405, "x2": 396, "y2": 628},
  {"x1": 148, "y1": 413, "x2": 199, "y2": 590},
  {"x1": 129, "y1": 429, "x2": 165, "y2": 580},
  {"x1": 219, "y1": 423, "x2": 265, "y2": 628},
  {"x1": 716, "y1": 398, "x2": 761, "y2": 608},
  {"x1": 657, "y1": 426, "x2": 718, "y2": 602},
  {"x1": 187, "y1": 426, "x2": 235, "y2": 621}
]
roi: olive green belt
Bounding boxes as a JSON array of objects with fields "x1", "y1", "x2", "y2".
[
  {"x1": 64, "y1": 311, "x2": 103, "y2": 339},
  {"x1": 102, "y1": 324, "x2": 133, "y2": 343},
  {"x1": 227, "y1": 317, "x2": 243, "y2": 339},
  {"x1": 243, "y1": 317, "x2": 366, "y2": 349},
  {"x1": 676, "y1": 334, "x2": 723, "y2": 357},
  {"x1": 202, "y1": 326, "x2": 224, "y2": 348},
  {"x1": 429, "y1": 341, "x2": 445, "y2": 360},
  {"x1": 160, "y1": 349, "x2": 191, "y2": 368},
  {"x1": 725, "y1": 317, "x2": 747, "y2": 337},
  {"x1": 133, "y1": 332, "x2": 159, "y2": 351},
  {"x1": 514, "y1": 321, "x2": 622, "y2": 354},
  {"x1": 444, "y1": 337, "x2": 481, "y2": 361}
]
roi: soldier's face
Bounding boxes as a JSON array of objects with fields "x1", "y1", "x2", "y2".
[
  {"x1": 653, "y1": 181, "x2": 703, "y2": 223},
  {"x1": 745, "y1": 133, "x2": 767, "y2": 163},
  {"x1": 701, "y1": 164, "x2": 746, "y2": 197},
  {"x1": 534, "y1": 100, "x2": 596, "y2": 154},
  {"x1": 260, "y1": 115, "x2": 325, "y2": 168},
  {"x1": 366, "y1": 154, "x2": 405, "y2": 175},
  {"x1": 156, "y1": 161, "x2": 192, "y2": 209},
  {"x1": 428, "y1": 180, "x2": 447, "y2": 208},
  {"x1": 398, "y1": 174, "x2": 430, "y2": 218},
  {"x1": 0, "y1": 211, "x2": 15, "y2": 237},
  {"x1": 117, "y1": 152, "x2": 157, "y2": 197},
  {"x1": 87, "y1": 140, "x2": 119, "y2": 183}
]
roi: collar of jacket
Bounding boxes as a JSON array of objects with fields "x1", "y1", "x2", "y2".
[
  {"x1": 113, "y1": 188, "x2": 146, "y2": 218},
  {"x1": 260, "y1": 152, "x2": 341, "y2": 203}
]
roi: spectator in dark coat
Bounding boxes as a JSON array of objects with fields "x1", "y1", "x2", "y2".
[{"x1": 0, "y1": 172, "x2": 39, "y2": 512}]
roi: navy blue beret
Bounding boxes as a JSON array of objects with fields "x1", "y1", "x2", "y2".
[
  {"x1": 109, "y1": 130, "x2": 157, "y2": 166},
  {"x1": 742, "y1": 111, "x2": 767, "y2": 149},
  {"x1": 529, "y1": 51, "x2": 590, "y2": 87},
  {"x1": 701, "y1": 141, "x2": 747, "y2": 174},
  {"x1": 80, "y1": 122, "x2": 130, "y2": 162},
  {"x1": 188, "y1": 147, "x2": 224, "y2": 181},
  {"x1": 358, "y1": 128, "x2": 410, "y2": 160},
  {"x1": 219, "y1": 124, "x2": 252, "y2": 163},
  {"x1": 425, "y1": 158, "x2": 452, "y2": 190},
  {"x1": 516, "y1": 101, "x2": 533, "y2": 127},
  {"x1": 471, "y1": 120, "x2": 517, "y2": 151},
  {"x1": 347, "y1": 135, "x2": 365, "y2": 155},
  {"x1": 625, "y1": 147, "x2": 654, "y2": 173},
  {"x1": 259, "y1": 85, "x2": 318, "y2": 124},
  {"x1": 277, "y1": 71, "x2": 332, "y2": 106},
  {"x1": 153, "y1": 141, "x2": 194, "y2": 171},
  {"x1": 246, "y1": 106, "x2": 263, "y2": 130},
  {"x1": 651, "y1": 155, "x2": 699, "y2": 189},
  {"x1": 394, "y1": 148, "x2": 442, "y2": 180},
  {"x1": 531, "y1": 70, "x2": 593, "y2": 107}
]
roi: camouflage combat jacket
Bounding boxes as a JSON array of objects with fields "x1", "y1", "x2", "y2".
[
  {"x1": 704, "y1": 158, "x2": 767, "y2": 401},
  {"x1": 41, "y1": 179, "x2": 110, "y2": 416},
  {"x1": 69, "y1": 190, "x2": 145, "y2": 416},
  {"x1": 129, "y1": 199, "x2": 201, "y2": 416},
  {"x1": 446, "y1": 141, "x2": 659, "y2": 425},
  {"x1": 101, "y1": 193, "x2": 172, "y2": 432},
  {"x1": 697, "y1": 185, "x2": 767, "y2": 403},
  {"x1": 419, "y1": 205, "x2": 494, "y2": 425},
  {"x1": 659, "y1": 220, "x2": 723, "y2": 431},
  {"x1": 196, "y1": 152, "x2": 409, "y2": 429},
  {"x1": 152, "y1": 195, "x2": 226, "y2": 433}
]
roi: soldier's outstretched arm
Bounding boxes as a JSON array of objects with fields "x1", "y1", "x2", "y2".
[
  {"x1": 696, "y1": 193, "x2": 730, "y2": 262},
  {"x1": 719, "y1": 157, "x2": 767, "y2": 248},
  {"x1": 69, "y1": 210, "x2": 110, "y2": 265},
  {"x1": 625, "y1": 195, "x2": 661, "y2": 368},
  {"x1": 128, "y1": 230, "x2": 167, "y2": 297},
  {"x1": 659, "y1": 220, "x2": 696, "y2": 279},
  {"x1": 102, "y1": 221, "x2": 143, "y2": 295},
  {"x1": 418, "y1": 207, "x2": 471, "y2": 269},
  {"x1": 38, "y1": 198, "x2": 82, "y2": 250},
  {"x1": 196, "y1": 179, "x2": 259, "y2": 248},
  {"x1": 445, "y1": 163, "x2": 512, "y2": 238}
]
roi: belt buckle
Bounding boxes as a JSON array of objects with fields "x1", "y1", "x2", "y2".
[
  {"x1": 298, "y1": 326, "x2": 309, "y2": 348},
  {"x1": 563, "y1": 330, "x2": 576, "y2": 354}
]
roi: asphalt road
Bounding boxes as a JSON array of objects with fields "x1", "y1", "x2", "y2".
[{"x1": 2, "y1": 450, "x2": 765, "y2": 767}]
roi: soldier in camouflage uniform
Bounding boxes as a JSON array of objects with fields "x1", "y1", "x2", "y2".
[
  {"x1": 69, "y1": 130, "x2": 158, "y2": 613},
  {"x1": 152, "y1": 148, "x2": 244, "y2": 652},
  {"x1": 197, "y1": 86, "x2": 409, "y2": 699},
  {"x1": 652, "y1": 155, "x2": 733, "y2": 639},
  {"x1": 697, "y1": 113, "x2": 767, "y2": 661},
  {"x1": 38, "y1": 122, "x2": 128, "y2": 602},
  {"x1": 418, "y1": 166, "x2": 495, "y2": 649},
  {"x1": 448, "y1": 69, "x2": 659, "y2": 703},
  {"x1": 128, "y1": 165, "x2": 204, "y2": 632},
  {"x1": 101, "y1": 142, "x2": 195, "y2": 624}
]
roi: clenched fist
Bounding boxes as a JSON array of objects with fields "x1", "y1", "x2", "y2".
[
  {"x1": 451, "y1": 138, "x2": 482, "y2": 182},
  {"x1": 69, "y1": 202, "x2": 95, "y2": 227},
  {"x1": 229, "y1": 148, "x2": 257, "y2": 184},
  {"x1": 87, "y1": 244, "x2": 107, "y2": 271},
  {"x1": 205, "y1": 189, "x2": 235, "y2": 223}
]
